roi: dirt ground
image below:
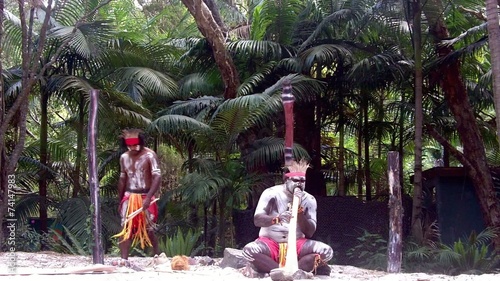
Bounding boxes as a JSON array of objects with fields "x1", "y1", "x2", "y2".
[{"x1": 0, "y1": 251, "x2": 499, "y2": 281}]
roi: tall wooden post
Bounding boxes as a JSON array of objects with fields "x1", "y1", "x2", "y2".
[
  {"x1": 387, "y1": 151, "x2": 402, "y2": 273},
  {"x1": 88, "y1": 89, "x2": 103, "y2": 264}
]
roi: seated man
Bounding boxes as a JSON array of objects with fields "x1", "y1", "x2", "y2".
[{"x1": 242, "y1": 160, "x2": 333, "y2": 276}]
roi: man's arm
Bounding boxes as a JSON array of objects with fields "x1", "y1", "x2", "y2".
[
  {"x1": 297, "y1": 195, "x2": 317, "y2": 238},
  {"x1": 118, "y1": 155, "x2": 127, "y2": 201},
  {"x1": 253, "y1": 189, "x2": 278, "y2": 227},
  {"x1": 144, "y1": 150, "x2": 161, "y2": 209}
]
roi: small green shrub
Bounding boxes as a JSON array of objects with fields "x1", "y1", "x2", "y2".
[
  {"x1": 48, "y1": 226, "x2": 89, "y2": 255},
  {"x1": 435, "y1": 227, "x2": 499, "y2": 275},
  {"x1": 17, "y1": 225, "x2": 42, "y2": 252},
  {"x1": 346, "y1": 229, "x2": 387, "y2": 270},
  {"x1": 345, "y1": 227, "x2": 499, "y2": 275},
  {"x1": 159, "y1": 227, "x2": 201, "y2": 256}
]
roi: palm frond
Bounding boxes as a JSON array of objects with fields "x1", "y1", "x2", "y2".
[
  {"x1": 148, "y1": 114, "x2": 212, "y2": 136},
  {"x1": 178, "y1": 73, "x2": 221, "y2": 100},
  {"x1": 56, "y1": 197, "x2": 90, "y2": 240},
  {"x1": 49, "y1": 21, "x2": 114, "y2": 59},
  {"x1": 46, "y1": 75, "x2": 93, "y2": 95},
  {"x1": 178, "y1": 172, "x2": 232, "y2": 205},
  {"x1": 242, "y1": 136, "x2": 309, "y2": 171},
  {"x1": 227, "y1": 40, "x2": 294, "y2": 60},
  {"x1": 112, "y1": 67, "x2": 179, "y2": 103},
  {"x1": 237, "y1": 62, "x2": 279, "y2": 96},
  {"x1": 182, "y1": 158, "x2": 218, "y2": 175},
  {"x1": 15, "y1": 193, "x2": 43, "y2": 228},
  {"x1": 251, "y1": 0, "x2": 304, "y2": 44},
  {"x1": 298, "y1": 8, "x2": 354, "y2": 52}
]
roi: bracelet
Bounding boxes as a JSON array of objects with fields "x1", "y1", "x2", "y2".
[{"x1": 272, "y1": 217, "x2": 280, "y2": 225}]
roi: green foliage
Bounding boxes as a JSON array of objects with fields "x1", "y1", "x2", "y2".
[
  {"x1": 159, "y1": 227, "x2": 201, "y2": 256},
  {"x1": 346, "y1": 229, "x2": 388, "y2": 270},
  {"x1": 48, "y1": 226, "x2": 89, "y2": 255},
  {"x1": 435, "y1": 227, "x2": 499, "y2": 275},
  {"x1": 348, "y1": 228, "x2": 500, "y2": 275},
  {"x1": 403, "y1": 240, "x2": 441, "y2": 273},
  {"x1": 15, "y1": 225, "x2": 43, "y2": 252}
]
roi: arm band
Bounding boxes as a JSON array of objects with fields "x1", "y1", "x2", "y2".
[{"x1": 272, "y1": 217, "x2": 280, "y2": 225}]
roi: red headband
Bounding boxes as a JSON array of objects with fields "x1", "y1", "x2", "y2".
[
  {"x1": 285, "y1": 172, "x2": 306, "y2": 178},
  {"x1": 125, "y1": 138, "x2": 140, "y2": 146}
]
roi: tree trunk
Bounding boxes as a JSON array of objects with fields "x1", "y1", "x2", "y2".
[
  {"x1": 357, "y1": 122, "x2": 363, "y2": 198},
  {"x1": 410, "y1": 0, "x2": 424, "y2": 243},
  {"x1": 486, "y1": 0, "x2": 500, "y2": 141},
  {"x1": 181, "y1": 0, "x2": 240, "y2": 99},
  {"x1": 338, "y1": 108, "x2": 346, "y2": 196},
  {"x1": 362, "y1": 91, "x2": 372, "y2": 201},
  {"x1": 295, "y1": 102, "x2": 326, "y2": 196},
  {"x1": 72, "y1": 93, "x2": 85, "y2": 197},
  {"x1": 39, "y1": 89, "x2": 49, "y2": 235},
  {"x1": 424, "y1": 0, "x2": 500, "y2": 249}
]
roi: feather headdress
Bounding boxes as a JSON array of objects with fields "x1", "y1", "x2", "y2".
[
  {"x1": 121, "y1": 128, "x2": 143, "y2": 139},
  {"x1": 285, "y1": 159, "x2": 309, "y2": 177}
]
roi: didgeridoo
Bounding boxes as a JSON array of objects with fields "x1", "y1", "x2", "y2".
[{"x1": 282, "y1": 188, "x2": 300, "y2": 273}]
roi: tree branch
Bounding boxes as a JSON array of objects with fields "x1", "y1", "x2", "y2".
[
  {"x1": 181, "y1": 0, "x2": 240, "y2": 99},
  {"x1": 458, "y1": 5, "x2": 487, "y2": 22},
  {"x1": 424, "y1": 124, "x2": 473, "y2": 170}
]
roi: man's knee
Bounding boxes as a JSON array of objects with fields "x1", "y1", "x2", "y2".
[
  {"x1": 242, "y1": 242, "x2": 261, "y2": 261},
  {"x1": 322, "y1": 246, "x2": 334, "y2": 262}
]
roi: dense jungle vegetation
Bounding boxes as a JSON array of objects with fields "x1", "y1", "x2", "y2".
[{"x1": 1, "y1": 0, "x2": 499, "y2": 274}]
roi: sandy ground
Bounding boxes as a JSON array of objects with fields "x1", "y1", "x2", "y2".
[{"x1": 0, "y1": 251, "x2": 499, "y2": 281}]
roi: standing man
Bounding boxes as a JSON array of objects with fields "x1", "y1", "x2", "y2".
[
  {"x1": 242, "y1": 160, "x2": 333, "y2": 276},
  {"x1": 113, "y1": 129, "x2": 161, "y2": 266}
]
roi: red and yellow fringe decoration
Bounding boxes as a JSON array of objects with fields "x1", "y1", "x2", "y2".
[
  {"x1": 112, "y1": 194, "x2": 152, "y2": 249},
  {"x1": 278, "y1": 243, "x2": 287, "y2": 267}
]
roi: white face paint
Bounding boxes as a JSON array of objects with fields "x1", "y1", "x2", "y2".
[
  {"x1": 285, "y1": 176, "x2": 306, "y2": 194},
  {"x1": 127, "y1": 144, "x2": 141, "y2": 152}
]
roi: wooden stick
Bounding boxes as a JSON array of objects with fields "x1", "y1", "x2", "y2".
[
  {"x1": 88, "y1": 88, "x2": 104, "y2": 264},
  {"x1": 124, "y1": 198, "x2": 160, "y2": 224}
]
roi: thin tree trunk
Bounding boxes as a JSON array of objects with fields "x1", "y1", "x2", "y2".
[
  {"x1": 181, "y1": 0, "x2": 240, "y2": 99},
  {"x1": 335, "y1": 90, "x2": 346, "y2": 196},
  {"x1": 72, "y1": 93, "x2": 85, "y2": 197},
  {"x1": 295, "y1": 102, "x2": 326, "y2": 196},
  {"x1": 218, "y1": 193, "x2": 226, "y2": 256},
  {"x1": 486, "y1": 0, "x2": 500, "y2": 141},
  {"x1": 357, "y1": 123, "x2": 363, "y2": 198},
  {"x1": 39, "y1": 90, "x2": 49, "y2": 235},
  {"x1": 411, "y1": 0, "x2": 424, "y2": 243},
  {"x1": 338, "y1": 121, "x2": 346, "y2": 196},
  {"x1": 362, "y1": 92, "x2": 372, "y2": 201}
]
